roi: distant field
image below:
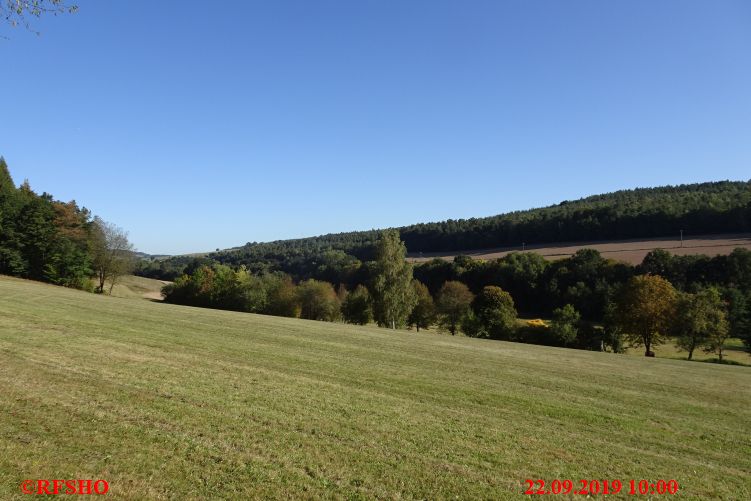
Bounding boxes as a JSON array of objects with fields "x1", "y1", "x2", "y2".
[
  {"x1": 408, "y1": 233, "x2": 751, "y2": 265},
  {"x1": 625, "y1": 336, "x2": 750, "y2": 365},
  {"x1": 108, "y1": 275, "x2": 169, "y2": 301},
  {"x1": 0, "y1": 276, "x2": 749, "y2": 499}
]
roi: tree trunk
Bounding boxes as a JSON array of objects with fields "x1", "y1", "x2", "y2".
[
  {"x1": 718, "y1": 347, "x2": 723, "y2": 362},
  {"x1": 644, "y1": 337, "x2": 651, "y2": 357},
  {"x1": 416, "y1": 324, "x2": 420, "y2": 332},
  {"x1": 687, "y1": 339, "x2": 695, "y2": 361}
]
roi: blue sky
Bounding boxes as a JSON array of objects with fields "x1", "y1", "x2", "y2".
[{"x1": 3, "y1": 1, "x2": 750, "y2": 254}]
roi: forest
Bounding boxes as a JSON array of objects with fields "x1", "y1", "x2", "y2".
[
  {"x1": 161, "y1": 229, "x2": 751, "y2": 361},
  {"x1": 137, "y1": 180, "x2": 751, "y2": 281},
  {"x1": 0, "y1": 158, "x2": 134, "y2": 293}
]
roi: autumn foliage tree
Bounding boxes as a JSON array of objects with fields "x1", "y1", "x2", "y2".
[{"x1": 614, "y1": 274, "x2": 677, "y2": 356}]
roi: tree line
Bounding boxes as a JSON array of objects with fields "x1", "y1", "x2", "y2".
[
  {"x1": 163, "y1": 229, "x2": 751, "y2": 361},
  {"x1": 138, "y1": 179, "x2": 751, "y2": 282},
  {"x1": 0, "y1": 158, "x2": 135, "y2": 293}
]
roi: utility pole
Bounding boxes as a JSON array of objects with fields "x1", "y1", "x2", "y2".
[{"x1": 522, "y1": 242, "x2": 526, "y2": 251}]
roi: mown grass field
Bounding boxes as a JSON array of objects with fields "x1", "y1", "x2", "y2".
[
  {"x1": 624, "y1": 336, "x2": 750, "y2": 365},
  {"x1": 108, "y1": 275, "x2": 168, "y2": 301},
  {"x1": 0, "y1": 276, "x2": 749, "y2": 500}
]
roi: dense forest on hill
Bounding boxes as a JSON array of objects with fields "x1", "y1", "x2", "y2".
[
  {"x1": 138, "y1": 180, "x2": 751, "y2": 281},
  {"x1": 0, "y1": 159, "x2": 134, "y2": 292},
  {"x1": 0, "y1": 158, "x2": 93, "y2": 288}
]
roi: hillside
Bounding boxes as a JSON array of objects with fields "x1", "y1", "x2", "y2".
[
  {"x1": 1, "y1": 276, "x2": 749, "y2": 499},
  {"x1": 108, "y1": 275, "x2": 169, "y2": 301},
  {"x1": 140, "y1": 180, "x2": 751, "y2": 280}
]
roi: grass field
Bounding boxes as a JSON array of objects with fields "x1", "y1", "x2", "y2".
[
  {"x1": 1, "y1": 276, "x2": 749, "y2": 499},
  {"x1": 408, "y1": 233, "x2": 751, "y2": 265},
  {"x1": 624, "y1": 336, "x2": 751, "y2": 366},
  {"x1": 108, "y1": 275, "x2": 168, "y2": 301}
]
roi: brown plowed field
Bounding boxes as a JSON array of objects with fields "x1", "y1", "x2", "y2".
[{"x1": 407, "y1": 233, "x2": 751, "y2": 265}]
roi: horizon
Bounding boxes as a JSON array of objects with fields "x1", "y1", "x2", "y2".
[
  {"x1": 156, "y1": 177, "x2": 750, "y2": 257},
  {"x1": 4, "y1": 0, "x2": 750, "y2": 254}
]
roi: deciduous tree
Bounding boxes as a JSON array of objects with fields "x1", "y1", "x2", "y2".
[
  {"x1": 550, "y1": 304, "x2": 580, "y2": 346},
  {"x1": 341, "y1": 284, "x2": 372, "y2": 325},
  {"x1": 614, "y1": 274, "x2": 677, "y2": 356},
  {"x1": 465, "y1": 285, "x2": 516, "y2": 339},
  {"x1": 371, "y1": 230, "x2": 416, "y2": 329},
  {"x1": 297, "y1": 279, "x2": 340, "y2": 321},
  {"x1": 674, "y1": 288, "x2": 727, "y2": 360},
  {"x1": 90, "y1": 217, "x2": 135, "y2": 294},
  {"x1": 1, "y1": 0, "x2": 77, "y2": 32},
  {"x1": 408, "y1": 280, "x2": 436, "y2": 332},
  {"x1": 437, "y1": 280, "x2": 474, "y2": 335}
]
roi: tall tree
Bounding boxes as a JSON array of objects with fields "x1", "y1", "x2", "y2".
[
  {"x1": 0, "y1": 157, "x2": 26, "y2": 275},
  {"x1": 436, "y1": 280, "x2": 474, "y2": 335},
  {"x1": 408, "y1": 280, "x2": 436, "y2": 332},
  {"x1": 371, "y1": 230, "x2": 416, "y2": 329},
  {"x1": 674, "y1": 289, "x2": 727, "y2": 360},
  {"x1": 695, "y1": 290, "x2": 731, "y2": 362},
  {"x1": 614, "y1": 274, "x2": 677, "y2": 356},
  {"x1": 723, "y1": 288, "x2": 751, "y2": 354},
  {"x1": 90, "y1": 217, "x2": 135, "y2": 294}
]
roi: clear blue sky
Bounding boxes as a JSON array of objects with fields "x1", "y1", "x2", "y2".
[{"x1": 3, "y1": 1, "x2": 750, "y2": 255}]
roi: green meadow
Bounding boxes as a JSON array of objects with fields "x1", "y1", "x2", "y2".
[{"x1": 0, "y1": 276, "x2": 749, "y2": 500}]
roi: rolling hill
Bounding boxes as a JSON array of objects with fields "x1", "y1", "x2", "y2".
[
  {"x1": 139, "y1": 180, "x2": 751, "y2": 281},
  {"x1": 1, "y1": 276, "x2": 749, "y2": 499}
]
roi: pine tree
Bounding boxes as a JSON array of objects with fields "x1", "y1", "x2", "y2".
[{"x1": 0, "y1": 158, "x2": 27, "y2": 275}]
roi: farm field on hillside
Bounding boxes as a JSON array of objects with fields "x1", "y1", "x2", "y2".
[
  {"x1": 408, "y1": 233, "x2": 751, "y2": 265},
  {"x1": 0, "y1": 276, "x2": 749, "y2": 500}
]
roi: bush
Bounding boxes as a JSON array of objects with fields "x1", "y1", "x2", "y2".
[
  {"x1": 550, "y1": 304, "x2": 580, "y2": 346},
  {"x1": 341, "y1": 285, "x2": 372, "y2": 325}
]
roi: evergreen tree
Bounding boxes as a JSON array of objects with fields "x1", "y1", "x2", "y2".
[{"x1": 0, "y1": 157, "x2": 26, "y2": 275}]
